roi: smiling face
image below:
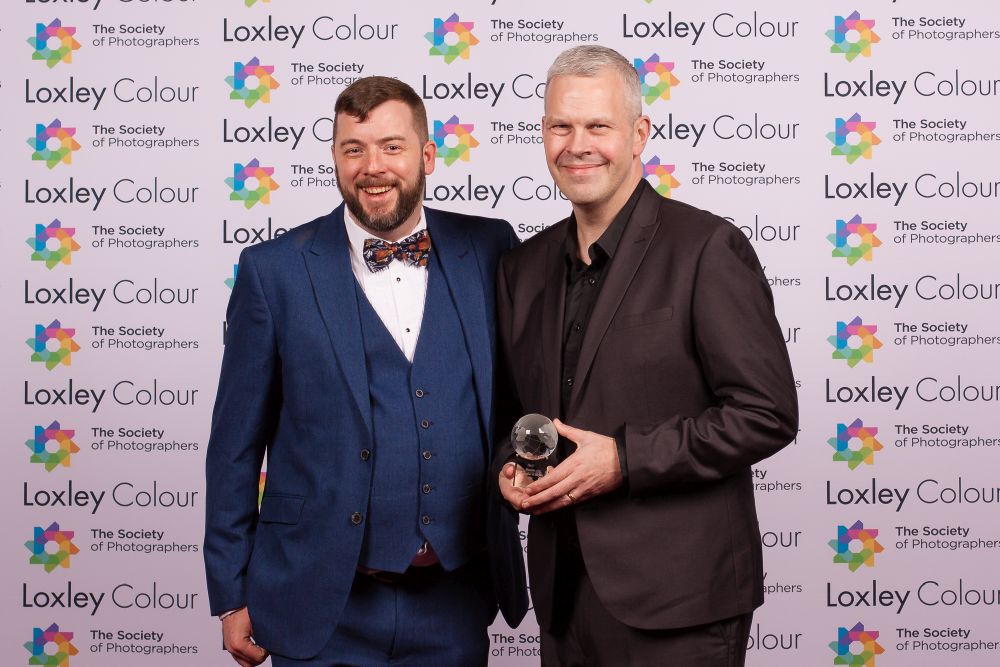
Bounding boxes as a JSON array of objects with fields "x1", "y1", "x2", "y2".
[
  {"x1": 333, "y1": 100, "x2": 435, "y2": 239},
  {"x1": 543, "y1": 68, "x2": 649, "y2": 211}
]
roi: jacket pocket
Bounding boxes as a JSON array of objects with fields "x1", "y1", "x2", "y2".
[
  {"x1": 259, "y1": 494, "x2": 305, "y2": 525},
  {"x1": 614, "y1": 306, "x2": 673, "y2": 330}
]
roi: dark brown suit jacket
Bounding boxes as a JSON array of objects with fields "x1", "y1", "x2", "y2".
[{"x1": 495, "y1": 180, "x2": 798, "y2": 632}]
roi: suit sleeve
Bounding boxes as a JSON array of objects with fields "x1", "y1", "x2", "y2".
[
  {"x1": 624, "y1": 222, "x2": 798, "y2": 496},
  {"x1": 491, "y1": 251, "x2": 523, "y2": 482},
  {"x1": 203, "y1": 248, "x2": 282, "y2": 615}
]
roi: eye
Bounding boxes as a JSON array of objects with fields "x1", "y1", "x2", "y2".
[
  {"x1": 344, "y1": 147, "x2": 362, "y2": 156},
  {"x1": 385, "y1": 144, "x2": 402, "y2": 153}
]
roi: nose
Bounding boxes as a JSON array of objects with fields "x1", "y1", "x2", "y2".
[
  {"x1": 363, "y1": 149, "x2": 385, "y2": 175},
  {"x1": 565, "y1": 128, "x2": 591, "y2": 159}
]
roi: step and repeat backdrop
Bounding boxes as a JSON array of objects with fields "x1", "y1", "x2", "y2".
[{"x1": 3, "y1": 0, "x2": 999, "y2": 665}]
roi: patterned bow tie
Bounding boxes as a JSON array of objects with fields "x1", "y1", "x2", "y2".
[{"x1": 363, "y1": 229, "x2": 431, "y2": 273}]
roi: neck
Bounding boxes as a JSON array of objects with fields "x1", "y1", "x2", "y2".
[{"x1": 572, "y1": 168, "x2": 641, "y2": 261}]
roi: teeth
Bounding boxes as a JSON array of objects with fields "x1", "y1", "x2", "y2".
[{"x1": 362, "y1": 186, "x2": 392, "y2": 194}]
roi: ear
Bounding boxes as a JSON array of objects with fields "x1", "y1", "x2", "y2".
[
  {"x1": 633, "y1": 115, "x2": 651, "y2": 158},
  {"x1": 423, "y1": 140, "x2": 436, "y2": 176}
]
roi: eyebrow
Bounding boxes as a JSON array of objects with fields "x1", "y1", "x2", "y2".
[
  {"x1": 338, "y1": 135, "x2": 409, "y2": 147},
  {"x1": 547, "y1": 117, "x2": 615, "y2": 126}
]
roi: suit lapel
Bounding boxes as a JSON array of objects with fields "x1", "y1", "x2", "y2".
[
  {"x1": 428, "y1": 211, "x2": 493, "y2": 434},
  {"x1": 302, "y1": 204, "x2": 373, "y2": 441},
  {"x1": 568, "y1": 182, "x2": 662, "y2": 414},
  {"x1": 541, "y1": 231, "x2": 567, "y2": 419}
]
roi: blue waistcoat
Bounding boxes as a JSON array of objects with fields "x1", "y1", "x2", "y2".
[{"x1": 356, "y1": 251, "x2": 486, "y2": 573}]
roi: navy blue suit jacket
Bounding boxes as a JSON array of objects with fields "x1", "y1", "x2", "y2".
[{"x1": 204, "y1": 204, "x2": 527, "y2": 659}]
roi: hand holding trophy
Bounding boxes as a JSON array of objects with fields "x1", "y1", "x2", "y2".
[{"x1": 510, "y1": 414, "x2": 558, "y2": 486}]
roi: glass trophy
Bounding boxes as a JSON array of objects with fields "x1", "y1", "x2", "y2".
[{"x1": 511, "y1": 414, "x2": 558, "y2": 482}]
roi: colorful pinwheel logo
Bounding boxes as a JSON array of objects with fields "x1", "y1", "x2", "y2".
[
  {"x1": 226, "y1": 57, "x2": 280, "y2": 108},
  {"x1": 829, "y1": 420, "x2": 883, "y2": 470},
  {"x1": 828, "y1": 215, "x2": 881, "y2": 265},
  {"x1": 829, "y1": 622, "x2": 885, "y2": 666},
  {"x1": 27, "y1": 321, "x2": 81, "y2": 371},
  {"x1": 633, "y1": 54, "x2": 680, "y2": 104},
  {"x1": 225, "y1": 264, "x2": 238, "y2": 290},
  {"x1": 26, "y1": 523, "x2": 80, "y2": 573},
  {"x1": 827, "y1": 12, "x2": 880, "y2": 62},
  {"x1": 28, "y1": 220, "x2": 80, "y2": 269},
  {"x1": 226, "y1": 158, "x2": 279, "y2": 209},
  {"x1": 245, "y1": 0, "x2": 270, "y2": 6},
  {"x1": 28, "y1": 19, "x2": 81, "y2": 68},
  {"x1": 24, "y1": 624, "x2": 79, "y2": 667},
  {"x1": 828, "y1": 114, "x2": 880, "y2": 164},
  {"x1": 643, "y1": 156, "x2": 680, "y2": 198},
  {"x1": 828, "y1": 317, "x2": 882, "y2": 367},
  {"x1": 27, "y1": 422, "x2": 79, "y2": 472},
  {"x1": 426, "y1": 14, "x2": 479, "y2": 64},
  {"x1": 829, "y1": 521, "x2": 883, "y2": 572},
  {"x1": 434, "y1": 116, "x2": 479, "y2": 166},
  {"x1": 28, "y1": 120, "x2": 81, "y2": 169}
]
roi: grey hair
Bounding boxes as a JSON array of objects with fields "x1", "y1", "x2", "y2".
[{"x1": 545, "y1": 45, "x2": 642, "y2": 119}]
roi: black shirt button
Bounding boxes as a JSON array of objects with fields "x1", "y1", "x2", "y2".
[
  {"x1": 566, "y1": 377, "x2": 574, "y2": 387},
  {"x1": 422, "y1": 483, "x2": 432, "y2": 494},
  {"x1": 421, "y1": 515, "x2": 431, "y2": 525},
  {"x1": 422, "y1": 450, "x2": 433, "y2": 460},
  {"x1": 415, "y1": 389, "x2": 425, "y2": 398},
  {"x1": 360, "y1": 449, "x2": 371, "y2": 461},
  {"x1": 588, "y1": 277, "x2": 597, "y2": 286},
  {"x1": 573, "y1": 322, "x2": 582, "y2": 332},
  {"x1": 420, "y1": 419, "x2": 430, "y2": 429},
  {"x1": 350, "y1": 512, "x2": 363, "y2": 525}
]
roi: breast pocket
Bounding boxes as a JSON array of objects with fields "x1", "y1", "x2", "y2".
[{"x1": 613, "y1": 306, "x2": 673, "y2": 330}]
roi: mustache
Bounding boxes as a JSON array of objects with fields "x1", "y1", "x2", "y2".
[{"x1": 356, "y1": 178, "x2": 398, "y2": 188}]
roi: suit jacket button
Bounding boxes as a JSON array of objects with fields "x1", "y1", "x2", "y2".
[
  {"x1": 360, "y1": 449, "x2": 371, "y2": 461},
  {"x1": 422, "y1": 450, "x2": 432, "y2": 460},
  {"x1": 350, "y1": 512, "x2": 363, "y2": 525},
  {"x1": 420, "y1": 419, "x2": 430, "y2": 429},
  {"x1": 422, "y1": 483, "x2": 432, "y2": 494},
  {"x1": 421, "y1": 515, "x2": 431, "y2": 525}
]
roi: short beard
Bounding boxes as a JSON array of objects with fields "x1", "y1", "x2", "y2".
[{"x1": 337, "y1": 169, "x2": 425, "y2": 235}]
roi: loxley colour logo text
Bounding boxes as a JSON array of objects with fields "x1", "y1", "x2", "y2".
[
  {"x1": 828, "y1": 419, "x2": 882, "y2": 470},
  {"x1": 27, "y1": 422, "x2": 79, "y2": 472},
  {"x1": 830, "y1": 521, "x2": 883, "y2": 572},
  {"x1": 426, "y1": 14, "x2": 479, "y2": 64},
  {"x1": 434, "y1": 116, "x2": 479, "y2": 166},
  {"x1": 28, "y1": 120, "x2": 80, "y2": 169},
  {"x1": 633, "y1": 54, "x2": 680, "y2": 104},
  {"x1": 827, "y1": 12, "x2": 880, "y2": 63},
  {"x1": 26, "y1": 523, "x2": 80, "y2": 573},
  {"x1": 28, "y1": 20, "x2": 81, "y2": 69},
  {"x1": 828, "y1": 215, "x2": 881, "y2": 266},
  {"x1": 27, "y1": 321, "x2": 81, "y2": 371},
  {"x1": 226, "y1": 57, "x2": 280, "y2": 108},
  {"x1": 828, "y1": 317, "x2": 882, "y2": 368},
  {"x1": 829, "y1": 622, "x2": 885, "y2": 666},
  {"x1": 643, "y1": 156, "x2": 680, "y2": 198},
  {"x1": 226, "y1": 159, "x2": 279, "y2": 208},
  {"x1": 828, "y1": 114, "x2": 881, "y2": 164},
  {"x1": 28, "y1": 220, "x2": 80, "y2": 269},
  {"x1": 24, "y1": 623, "x2": 79, "y2": 667}
]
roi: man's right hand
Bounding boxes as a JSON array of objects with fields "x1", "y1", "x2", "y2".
[
  {"x1": 498, "y1": 462, "x2": 532, "y2": 511},
  {"x1": 222, "y1": 607, "x2": 269, "y2": 667}
]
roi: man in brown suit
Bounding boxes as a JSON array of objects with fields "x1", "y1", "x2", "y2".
[{"x1": 495, "y1": 46, "x2": 798, "y2": 666}]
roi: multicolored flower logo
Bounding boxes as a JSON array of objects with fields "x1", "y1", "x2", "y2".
[
  {"x1": 434, "y1": 116, "x2": 479, "y2": 166},
  {"x1": 828, "y1": 317, "x2": 882, "y2": 367},
  {"x1": 225, "y1": 264, "x2": 239, "y2": 290},
  {"x1": 226, "y1": 158, "x2": 279, "y2": 209},
  {"x1": 828, "y1": 215, "x2": 881, "y2": 265},
  {"x1": 829, "y1": 622, "x2": 885, "y2": 666},
  {"x1": 827, "y1": 12, "x2": 880, "y2": 62},
  {"x1": 244, "y1": 0, "x2": 270, "y2": 6},
  {"x1": 26, "y1": 523, "x2": 80, "y2": 573},
  {"x1": 28, "y1": 120, "x2": 81, "y2": 169},
  {"x1": 27, "y1": 321, "x2": 81, "y2": 371},
  {"x1": 425, "y1": 14, "x2": 479, "y2": 64},
  {"x1": 643, "y1": 156, "x2": 680, "y2": 198},
  {"x1": 828, "y1": 114, "x2": 881, "y2": 164},
  {"x1": 26, "y1": 422, "x2": 79, "y2": 472},
  {"x1": 633, "y1": 54, "x2": 680, "y2": 104},
  {"x1": 226, "y1": 57, "x2": 280, "y2": 108},
  {"x1": 24, "y1": 624, "x2": 79, "y2": 667},
  {"x1": 28, "y1": 220, "x2": 80, "y2": 269},
  {"x1": 28, "y1": 20, "x2": 81, "y2": 68},
  {"x1": 830, "y1": 521, "x2": 883, "y2": 572},
  {"x1": 828, "y1": 419, "x2": 883, "y2": 470}
]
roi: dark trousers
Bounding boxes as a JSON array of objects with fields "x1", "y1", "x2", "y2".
[
  {"x1": 269, "y1": 560, "x2": 494, "y2": 667},
  {"x1": 541, "y1": 568, "x2": 752, "y2": 667}
]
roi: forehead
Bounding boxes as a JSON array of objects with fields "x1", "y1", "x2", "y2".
[
  {"x1": 335, "y1": 100, "x2": 419, "y2": 141},
  {"x1": 545, "y1": 70, "x2": 627, "y2": 117}
]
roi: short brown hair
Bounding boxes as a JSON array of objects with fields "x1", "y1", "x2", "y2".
[{"x1": 333, "y1": 76, "x2": 429, "y2": 143}]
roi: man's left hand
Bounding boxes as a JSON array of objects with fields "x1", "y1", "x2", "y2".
[{"x1": 519, "y1": 419, "x2": 622, "y2": 514}]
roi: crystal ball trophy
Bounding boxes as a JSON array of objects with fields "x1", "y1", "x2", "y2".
[{"x1": 511, "y1": 414, "x2": 558, "y2": 481}]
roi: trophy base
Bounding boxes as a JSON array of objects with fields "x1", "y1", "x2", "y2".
[{"x1": 513, "y1": 456, "x2": 548, "y2": 482}]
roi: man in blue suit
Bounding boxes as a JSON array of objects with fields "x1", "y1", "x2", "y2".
[{"x1": 204, "y1": 76, "x2": 527, "y2": 666}]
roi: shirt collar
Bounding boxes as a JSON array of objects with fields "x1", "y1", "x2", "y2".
[{"x1": 564, "y1": 179, "x2": 644, "y2": 267}]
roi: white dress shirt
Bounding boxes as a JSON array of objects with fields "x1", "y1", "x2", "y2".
[{"x1": 344, "y1": 208, "x2": 429, "y2": 362}]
